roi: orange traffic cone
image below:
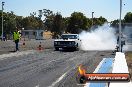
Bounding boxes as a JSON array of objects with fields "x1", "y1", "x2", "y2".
[
  {"x1": 37, "y1": 42, "x2": 44, "y2": 51},
  {"x1": 23, "y1": 42, "x2": 25, "y2": 45},
  {"x1": 22, "y1": 38, "x2": 26, "y2": 47}
]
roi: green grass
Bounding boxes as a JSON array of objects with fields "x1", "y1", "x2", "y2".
[
  {"x1": 125, "y1": 52, "x2": 132, "y2": 80},
  {"x1": 126, "y1": 52, "x2": 132, "y2": 60}
]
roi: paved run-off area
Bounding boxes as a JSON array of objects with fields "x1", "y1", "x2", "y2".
[{"x1": 0, "y1": 48, "x2": 114, "y2": 87}]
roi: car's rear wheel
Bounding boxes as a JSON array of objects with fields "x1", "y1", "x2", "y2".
[
  {"x1": 76, "y1": 47, "x2": 79, "y2": 51},
  {"x1": 72, "y1": 47, "x2": 79, "y2": 51}
]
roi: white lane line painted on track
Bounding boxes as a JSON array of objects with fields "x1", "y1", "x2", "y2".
[
  {"x1": 93, "y1": 58, "x2": 106, "y2": 73},
  {"x1": 48, "y1": 71, "x2": 68, "y2": 87},
  {"x1": 48, "y1": 64, "x2": 78, "y2": 87},
  {"x1": 84, "y1": 58, "x2": 106, "y2": 87},
  {"x1": 35, "y1": 85, "x2": 39, "y2": 87},
  {"x1": 0, "y1": 50, "x2": 35, "y2": 60}
]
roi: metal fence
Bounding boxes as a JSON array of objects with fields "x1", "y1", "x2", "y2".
[{"x1": 122, "y1": 24, "x2": 132, "y2": 44}]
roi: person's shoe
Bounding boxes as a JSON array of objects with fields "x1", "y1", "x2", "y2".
[{"x1": 15, "y1": 49, "x2": 19, "y2": 52}]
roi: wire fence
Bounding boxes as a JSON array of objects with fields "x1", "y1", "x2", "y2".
[
  {"x1": 0, "y1": 39, "x2": 54, "y2": 54},
  {"x1": 122, "y1": 25, "x2": 132, "y2": 44}
]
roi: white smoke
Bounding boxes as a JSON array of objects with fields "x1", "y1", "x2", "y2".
[
  {"x1": 79, "y1": 23, "x2": 117, "y2": 51},
  {"x1": 122, "y1": 26, "x2": 132, "y2": 51}
]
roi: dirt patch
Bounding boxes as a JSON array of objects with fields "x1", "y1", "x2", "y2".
[{"x1": 125, "y1": 52, "x2": 132, "y2": 80}]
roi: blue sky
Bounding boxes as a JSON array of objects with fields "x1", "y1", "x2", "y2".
[{"x1": 1, "y1": 0, "x2": 132, "y2": 21}]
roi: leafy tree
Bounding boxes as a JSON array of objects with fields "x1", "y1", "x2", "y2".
[
  {"x1": 62, "y1": 17, "x2": 70, "y2": 33},
  {"x1": 111, "y1": 19, "x2": 119, "y2": 27},
  {"x1": 92, "y1": 16, "x2": 107, "y2": 26},
  {"x1": 43, "y1": 10, "x2": 65, "y2": 38},
  {"x1": 22, "y1": 16, "x2": 43, "y2": 30},
  {"x1": 0, "y1": 9, "x2": 110, "y2": 38},
  {"x1": 67, "y1": 12, "x2": 88, "y2": 34},
  {"x1": 15, "y1": 16, "x2": 23, "y2": 28},
  {"x1": 43, "y1": 9, "x2": 53, "y2": 18},
  {"x1": 124, "y1": 12, "x2": 132, "y2": 23},
  {"x1": 111, "y1": 12, "x2": 132, "y2": 27},
  {"x1": 87, "y1": 18, "x2": 92, "y2": 29},
  {"x1": 51, "y1": 13, "x2": 64, "y2": 38},
  {"x1": 98, "y1": 16, "x2": 107, "y2": 25},
  {"x1": 44, "y1": 15, "x2": 54, "y2": 31},
  {"x1": 0, "y1": 11, "x2": 17, "y2": 34}
]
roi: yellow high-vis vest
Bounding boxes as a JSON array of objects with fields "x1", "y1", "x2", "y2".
[{"x1": 13, "y1": 32, "x2": 20, "y2": 40}]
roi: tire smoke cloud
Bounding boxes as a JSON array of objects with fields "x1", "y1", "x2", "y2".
[
  {"x1": 79, "y1": 23, "x2": 117, "y2": 51},
  {"x1": 122, "y1": 26, "x2": 132, "y2": 51}
]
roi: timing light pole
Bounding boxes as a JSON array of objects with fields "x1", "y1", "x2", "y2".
[
  {"x1": 119, "y1": 0, "x2": 122, "y2": 52},
  {"x1": 92, "y1": 12, "x2": 94, "y2": 26},
  {"x1": 1, "y1": 2, "x2": 5, "y2": 41}
]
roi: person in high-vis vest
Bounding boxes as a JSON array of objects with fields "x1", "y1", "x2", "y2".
[{"x1": 13, "y1": 29, "x2": 20, "y2": 51}]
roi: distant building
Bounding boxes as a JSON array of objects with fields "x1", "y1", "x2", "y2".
[
  {"x1": 21, "y1": 30, "x2": 44, "y2": 40},
  {"x1": 21, "y1": 30, "x2": 53, "y2": 40}
]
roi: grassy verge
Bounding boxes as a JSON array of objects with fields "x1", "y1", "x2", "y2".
[{"x1": 125, "y1": 52, "x2": 132, "y2": 80}]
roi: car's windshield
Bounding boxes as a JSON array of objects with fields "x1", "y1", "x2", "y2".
[{"x1": 61, "y1": 35, "x2": 78, "y2": 39}]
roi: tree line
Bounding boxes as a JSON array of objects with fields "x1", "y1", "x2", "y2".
[
  {"x1": 0, "y1": 9, "x2": 132, "y2": 38},
  {"x1": 111, "y1": 12, "x2": 132, "y2": 28}
]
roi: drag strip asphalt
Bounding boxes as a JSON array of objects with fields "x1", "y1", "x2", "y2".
[{"x1": 0, "y1": 49, "x2": 114, "y2": 87}]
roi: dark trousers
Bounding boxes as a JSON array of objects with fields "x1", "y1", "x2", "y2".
[{"x1": 15, "y1": 39, "x2": 19, "y2": 51}]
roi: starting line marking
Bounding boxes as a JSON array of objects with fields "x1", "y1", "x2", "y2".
[
  {"x1": 85, "y1": 52, "x2": 132, "y2": 87},
  {"x1": 85, "y1": 58, "x2": 114, "y2": 87}
]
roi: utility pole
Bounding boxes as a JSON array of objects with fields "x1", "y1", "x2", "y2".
[
  {"x1": 1, "y1": 2, "x2": 5, "y2": 41},
  {"x1": 92, "y1": 12, "x2": 94, "y2": 26},
  {"x1": 119, "y1": 0, "x2": 122, "y2": 52}
]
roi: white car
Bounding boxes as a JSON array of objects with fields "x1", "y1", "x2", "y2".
[{"x1": 54, "y1": 34, "x2": 81, "y2": 51}]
